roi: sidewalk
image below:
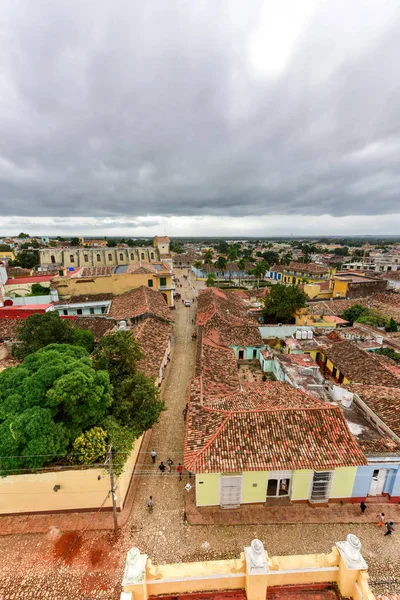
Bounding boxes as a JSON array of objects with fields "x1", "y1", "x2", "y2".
[{"x1": 186, "y1": 488, "x2": 400, "y2": 525}]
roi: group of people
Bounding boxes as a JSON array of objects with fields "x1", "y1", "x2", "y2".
[
  {"x1": 360, "y1": 502, "x2": 395, "y2": 536},
  {"x1": 147, "y1": 450, "x2": 193, "y2": 514}
]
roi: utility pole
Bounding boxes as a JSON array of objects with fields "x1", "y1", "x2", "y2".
[{"x1": 108, "y1": 445, "x2": 118, "y2": 532}]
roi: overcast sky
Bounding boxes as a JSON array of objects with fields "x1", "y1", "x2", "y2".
[{"x1": 1, "y1": 0, "x2": 400, "y2": 237}]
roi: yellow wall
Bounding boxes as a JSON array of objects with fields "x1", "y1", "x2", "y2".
[
  {"x1": 241, "y1": 471, "x2": 268, "y2": 503},
  {"x1": 291, "y1": 469, "x2": 312, "y2": 500},
  {"x1": 54, "y1": 272, "x2": 174, "y2": 306},
  {"x1": 0, "y1": 436, "x2": 143, "y2": 514},
  {"x1": 0, "y1": 251, "x2": 15, "y2": 260},
  {"x1": 196, "y1": 473, "x2": 220, "y2": 506},
  {"x1": 123, "y1": 543, "x2": 375, "y2": 600},
  {"x1": 330, "y1": 467, "x2": 357, "y2": 499},
  {"x1": 332, "y1": 279, "x2": 348, "y2": 298}
]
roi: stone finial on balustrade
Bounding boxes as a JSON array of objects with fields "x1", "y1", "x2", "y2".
[
  {"x1": 245, "y1": 539, "x2": 269, "y2": 574},
  {"x1": 336, "y1": 534, "x2": 368, "y2": 571},
  {"x1": 122, "y1": 547, "x2": 148, "y2": 587}
]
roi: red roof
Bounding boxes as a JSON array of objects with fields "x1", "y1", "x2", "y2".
[
  {"x1": 184, "y1": 381, "x2": 367, "y2": 473},
  {"x1": 5, "y1": 275, "x2": 53, "y2": 285}
]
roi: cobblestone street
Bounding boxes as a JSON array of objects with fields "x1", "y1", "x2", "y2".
[{"x1": 0, "y1": 273, "x2": 399, "y2": 598}]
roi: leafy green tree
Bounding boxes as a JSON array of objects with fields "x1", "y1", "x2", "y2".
[
  {"x1": 17, "y1": 232, "x2": 30, "y2": 239},
  {"x1": 12, "y1": 312, "x2": 74, "y2": 359},
  {"x1": 342, "y1": 304, "x2": 368, "y2": 324},
  {"x1": 102, "y1": 416, "x2": 137, "y2": 474},
  {"x1": 0, "y1": 345, "x2": 112, "y2": 473},
  {"x1": 29, "y1": 283, "x2": 50, "y2": 296},
  {"x1": 386, "y1": 318, "x2": 398, "y2": 332},
  {"x1": 262, "y1": 284, "x2": 307, "y2": 324},
  {"x1": 92, "y1": 331, "x2": 143, "y2": 386},
  {"x1": 206, "y1": 273, "x2": 217, "y2": 287},
  {"x1": 204, "y1": 249, "x2": 214, "y2": 266},
  {"x1": 0, "y1": 407, "x2": 69, "y2": 473},
  {"x1": 111, "y1": 373, "x2": 165, "y2": 432},
  {"x1": 71, "y1": 327, "x2": 95, "y2": 353},
  {"x1": 9, "y1": 250, "x2": 39, "y2": 269},
  {"x1": 193, "y1": 260, "x2": 202, "y2": 271},
  {"x1": 71, "y1": 427, "x2": 107, "y2": 464},
  {"x1": 106, "y1": 239, "x2": 117, "y2": 247},
  {"x1": 217, "y1": 241, "x2": 229, "y2": 254},
  {"x1": 70, "y1": 237, "x2": 80, "y2": 246},
  {"x1": 11, "y1": 312, "x2": 91, "y2": 359},
  {"x1": 376, "y1": 347, "x2": 400, "y2": 363}
]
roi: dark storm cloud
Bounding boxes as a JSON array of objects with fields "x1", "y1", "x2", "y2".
[{"x1": 1, "y1": 0, "x2": 400, "y2": 221}]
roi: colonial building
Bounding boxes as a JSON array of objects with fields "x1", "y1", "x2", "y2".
[{"x1": 39, "y1": 246, "x2": 160, "y2": 269}]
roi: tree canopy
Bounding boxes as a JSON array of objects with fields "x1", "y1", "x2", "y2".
[
  {"x1": 92, "y1": 330, "x2": 143, "y2": 386},
  {"x1": 9, "y1": 250, "x2": 39, "y2": 269},
  {"x1": 262, "y1": 284, "x2": 307, "y2": 324},
  {"x1": 0, "y1": 345, "x2": 112, "y2": 473},
  {"x1": 12, "y1": 312, "x2": 94, "y2": 359}
]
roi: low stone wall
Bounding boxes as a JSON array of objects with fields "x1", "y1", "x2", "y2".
[
  {"x1": 121, "y1": 536, "x2": 375, "y2": 600},
  {"x1": 0, "y1": 434, "x2": 144, "y2": 515}
]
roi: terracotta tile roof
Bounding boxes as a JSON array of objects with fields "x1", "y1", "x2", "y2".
[
  {"x1": 108, "y1": 286, "x2": 173, "y2": 322},
  {"x1": 270, "y1": 264, "x2": 284, "y2": 272},
  {"x1": 5, "y1": 267, "x2": 32, "y2": 277},
  {"x1": 387, "y1": 270, "x2": 400, "y2": 280},
  {"x1": 196, "y1": 339, "x2": 241, "y2": 398},
  {"x1": 323, "y1": 340, "x2": 400, "y2": 386},
  {"x1": 126, "y1": 261, "x2": 170, "y2": 275},
  {"x1": 77, "y1": 266, "x2": 114, "y2": 277},
  {"x1": 287, "y1": 262, "x2": 329, "y2": 275},
  {"x1": 375, "y1": 595, "x2": 400, "y2": 600},
  {"x1": 346, "y1": 384, "x2": 400, "y2": 439},
  {"x1": 154, "y1": 236, "x2": 170, "y2": 243},
  {"x1": 197, "y1": 287, "x2": 258, "y2": 329},
  {"x1": 203, "y1": 313, "x2": 263, "y2": 347},
  {"x1": 54, "y1": 293, "x2": 113, "y2": 305},
  {"x1": 184, "y1": 381, "x2": 366, "y2": 473},
  {"x1": 0, "y1": 319, "x2": 20, "y2": 340},
  {"x1": 69, "y1": 317, "x2": 116, "y2": 341},
  {"x1": 132, "y1": 317, "x2": 172, "y2": 378},
  {"x1": 309, "y1": 293, "x2": 400, "y2": 322}
]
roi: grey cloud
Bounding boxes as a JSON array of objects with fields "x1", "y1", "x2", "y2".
[{"x1": 1, "y1": 0, "x2": 400, "y2": 225}]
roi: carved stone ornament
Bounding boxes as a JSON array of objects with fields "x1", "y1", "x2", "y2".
[
  {"x1": 336, "y1": 534, "x2": 368, "y2": 571},
  {"x1": 122, "y1": 547, "x2": 148, "y2": 586},
  {"x1": 245, "y1": 539, "x2": 269, "y2": 574}
]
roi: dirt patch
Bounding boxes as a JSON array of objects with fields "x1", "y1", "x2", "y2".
[{"x1": 53, "y1": 531, "x2": 82, "y2": 563}]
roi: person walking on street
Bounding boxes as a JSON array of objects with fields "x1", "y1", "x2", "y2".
[
  {"x1": 150, "y1": 450, "x2": 157, "y2": 464},
  {"x1": 384, "y1": 521, "x2": 395, "y2": 536},
  {"x1": 177, "y1": 463, "x2": 183, "y2": 481},
  {"x1": 182, "y1": 407, "x2": 187, "y2": 421},
  {"x1": 360, "y1": 501, "x2": 367, "y2": 514},
  {"x1": 376, "y1": 512, "x2": 385, "y2": 527},
  {"x1": 167, "y1": 457, "x2": 174, "y2": 473},
  {"x1": 159, "y1": 461, "x2": 166, "y2": 474},
  {"x1": 147, "y1": 496, "x2": 154, "y2": 513}
]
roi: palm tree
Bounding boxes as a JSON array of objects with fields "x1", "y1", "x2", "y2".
[
  {"x1": 215, "y1": 256, "x2": 227, "y2": 286},
  {"x1": 206, "y1": 273, "x2": 217, "y2": 287},
  {"x1": 280, "y1": 252, "x2": 293, "y2": 266},
  {"x1": 254, "y1": 261, "x2": 268, "y2": 289},
  {"x1": 227, "y1": 247, "x2": 238, "y2": 262},
  {"x1": 193, "y1": 260, "x2": 202, "y2": 279},
  {"x1": 238, "y1": 258, "x2": 247, "y2": 287}
]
